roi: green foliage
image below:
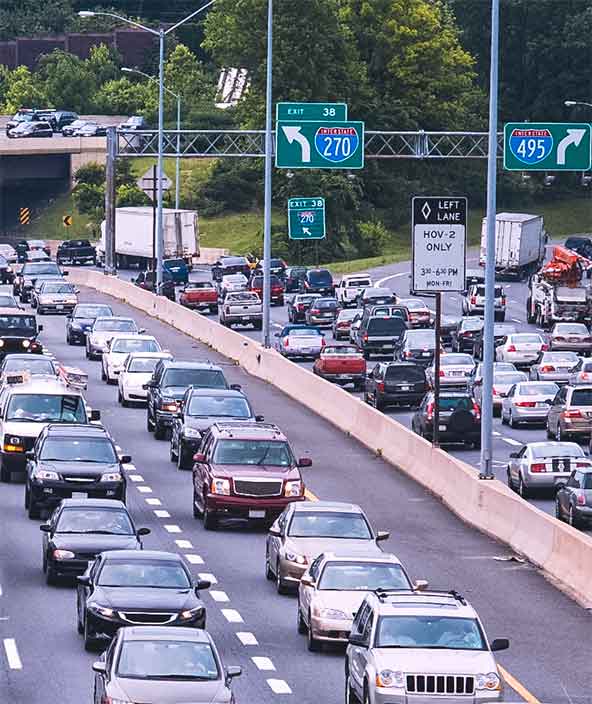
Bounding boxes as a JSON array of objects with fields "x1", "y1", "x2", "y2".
[
  {"x1": 72, "y1": 183, "x2": 104, "y2": 218},
  {"x1": 37, "y1": 50, "x2": 94, "y2": 113},
  {"x1": 86, "y1": 44, "x2": 120, "y2": 86},
  {"x1": 92, "y1": 78, "x2": 156, "y2": 116},
  {"x1": 0, "y1": 0, "x2": 73, "y2": 40},
  {"x1": 117, "y1": 184, "x2": 151, "y2": 207},
  {"x1": 1, "y1": 66, "x2": 47, "y2": 113},
  {"x1": 356, "y1": 220, "x2": 390, "y2": 257},
  {"x1": 74, "y1": 163, "x2": 105, "y2": 187}
]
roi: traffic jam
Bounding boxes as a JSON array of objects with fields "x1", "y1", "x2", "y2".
[{"x1": 0, "y1": 220, "x2": 591, "y2": 703}]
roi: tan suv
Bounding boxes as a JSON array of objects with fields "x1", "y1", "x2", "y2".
[{"x1": 546, "y1": 385, "x2": 592, "y2": 441}]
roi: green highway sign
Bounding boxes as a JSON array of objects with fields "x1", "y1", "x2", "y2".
[
  {"x1": 276, "y1": 102, "x2": 347, "y2": 122},
  {"x1": 288, "y1": 197, "x2": 326, "y2": 240},
  {"x1": 504, "y1": 122, "x2": 591, "y2": 171},
  {"x1": 276, "y1": 120, "x2": 364, "y2": 169}
]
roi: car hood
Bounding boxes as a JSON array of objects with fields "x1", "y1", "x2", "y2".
[
  {"x1": 213, "y1": 464, "x2": 299, "y2": 480},
  {"x1": 105, "y1": 351, "x2": 130, "y2": 364},
  {"x1": 39, "y1": 293, "x2": 76, "y2": 302},
  {"x1": 3, "y1": 420, "x2": 51, "y2": 438},
  {"x1": 115, "y1": 677, "x2": 228, "y2": 704},
  {"x1": 38, "y1": 460, "x2": 119, "y2": 477},
  {"x1": 52, "y1": 533, "x2": 138, "y2": 553},
  {"x1": 372, "y1": 648, "x2": 497, "y2": 675},
  {"x1": 311, "y1": 590, "x2": 370, "y2": 618},
  {"x1": 122, "y1": 372, "x2": 152, "y2": 386},
  {"x1": 162, "y1": 386, "x2": 191, "y2": 400},
  {"x1": 285, "y1": 537, "x2": 381, "y2": 561},
  {"x1": 93, "y1": 586, "x2": 197, "y2": 611}
]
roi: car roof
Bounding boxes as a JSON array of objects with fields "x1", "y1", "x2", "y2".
[
  {"x1": 210, "y1": 421, "x2": 285, "y2": 440},
  {"x1": 368, "y1": 590, "x2": 477, "y2": 618},
  {"x1": 109, "y1": 334, "x2": 157, "y2": 342},
  {"x1": 102, "y1": 549, "x2": 183, "y2": 561},
  {"x1": 319, "y1": 551, "x2": 402, "y2": 564},
  {"x1": 125, "y1": 351, "x2": 171, "y2": 359},
  {"x1": 121, "y1": 626, "x2": 212, "y2": 643},
  {"x1": 162, "y1": 360, "x2": 223, "y2": 370},
  {"x1": 59, "y1": 498, "x2": 127, "y2": 509},
  {"x1": 291, "y1": 501, "x2": 364, "y2": 514},
  {"x1": 187, "y1": 388, "x2": 245, "y2": 398},
  {"x1": 94, "y1": 316, "x2": 135, "y2": 323},
  {"x1": 5, "y1": 378, "x2": 78, "y2": 395},
  {"x1": 0, "y1": 307, "x2": 32, "y2": 315}
]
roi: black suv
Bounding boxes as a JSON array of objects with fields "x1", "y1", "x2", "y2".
[
  {"x1": 146, "y1": 360, "x2": 233, "y2": 439},
  {"x1": 364, "y1": 362, "x2": 428, "y2": 410},
  {"x1": 212, "y1": 256, "x2": 251, "y2": 282},
  {"x1": 132, "y1": 270, "x2": 176, "y2": 301},
  {"x1": 450, "y1": 317, "x2": 484, "y2": 353},
  {"x1": 170, "y1": 387, "x2": 260, "y2": 470},
  {"x1": 0, "y1": 308, "x2": 43, "y2": 357},
  {"x1": 302, "y1": 268, "x2": 334, "y2": 295},
  {"x1": 411, "y1": 391, "x2": 481, "y2": 447},
  {"x1": 355, "y1": 316, "x2": 407, "y2": 359},
  {"x1": 25, "y1": 424, "x2": 129, "y2": 519}
]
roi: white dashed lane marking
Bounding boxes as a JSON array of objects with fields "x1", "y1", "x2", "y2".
[
  {"x1": 129, "y1": 474, "x2": 144, "y2": 482},
  {"x1": 252, "y1": 657, "x2": 275, "y2": 671},
  {"x1": 145, "y1": 498, "x2": 161, "y2": 506},
  {"x1": 236, "y1": 632, "x2": 258, "y2": 645},
  {"x1": 164, "y1": 524, "x2": 182, "y2": 533},
  {"x1": 221, "y1": 609, "x2": 243, "y2": 623},
  {"x1": 209, "y1": 590, "x2": 229, "y2": 602},
  {"x1": 153, "y1": 510, "x2": 171, "y2": 518},
  {"x1": 175, "y1": 539, "x2": 193, "y2": 549},
  {"x1": 137, "y1": 486, "x2": 152, "y2": 493},
  {"x1": 3, "y1": 639, "x2": 22, "y2": 669},
  {"x1": 185, "y1": 554, "x2": 204, "y2": 564},
  {"x1": 267, "y1": 679, "x2": 292, "y2": 694}
]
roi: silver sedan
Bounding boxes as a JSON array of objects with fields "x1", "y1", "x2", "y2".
[
  {"x1": 501, "y1": 381, "x2": 559, "y2": 427},
  {"x1": 275, "y1": 326, "x2": 325, "y2": 359},
  {"x1": 529, "y1": 351, "x2": 580, "y2": 384},
  {"x1": 507, "y1": 441, "x2": 590, "y2": 497},
  {"x1": 425, "y1": 353, "x2": 475, "y2": 389},
  {"x1": 568, "y1": 358, "x2": 592, "y2": 385},
  {"x1": 549, "y1": 323, "x2": 592, "y2": 354}
]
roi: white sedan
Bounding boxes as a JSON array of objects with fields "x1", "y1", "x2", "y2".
[
  {"x1": 102, "y1": 335, "x2": 162, "y2": 384},
  {"x1": 495, "y1": 333, "x2": 547, "y2": 367},
  {"x1": 118, "y1": 351, "x2": 173, "y2": 406}
]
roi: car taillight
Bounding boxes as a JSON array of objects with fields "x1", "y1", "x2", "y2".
[
  {"x1": 516, "y1": 401, "x2": 536, "y2": 407},
  {"x1": 337, "y1": 322, "x2": 348, "y2": 328},
  {"x1": 564, "y1": 409, "x2": 583, "y2": 418},
  {"x1": 585, "y1": 337, "x2": 592, "y2": 343},
  {"x1": 473, "y1": 401, "x2": 481, "y2": 418},
  {"x1": 501, "y1": 297, "x2": 506, "y2": 305},
  {"x1": 576, "y1": 462, "x2": 589, "y2": 469},
  {"x1": 376, "y1": 381, "x2": 385, "y2": 393},
  {"x1": 439, "y1": 370, "x2": 445, "y2": 377},
  {"x1": 541, "y1": 344, "x2": 548, "y2": 351},
  {"x1": 507, "y1": 345, "x2": 516, "y2": 352},
  {"x1": 297, "y1": 304, "x2": 305, "y2": 311},
  {"x1": 426, "y1": 401, "x2": 434, "y2": 420},
  {"x1": 554, "y1": 336, "x2": 565, "y2": 342},
  {"x1": 304, "y1": 281, "x2": 310, "y2": 289},
  {"x1": 540, "y1": 365, "x2": 555, "y2": 372},
  {"x1": 363, "y1": 333, "x2": 369, "y2": 342},
  {"x1": 311, "y1": 308, "x2": 319, "y2": 314},
  {"x1": 284, "y1": 338, "x2": 290, "y2": 348},
  {"x1": 577, "y1": 493, "x2": 587, "y2": 505},
  {"x1": 530, "y1": 463, "x2": 546, "y2": 473},
  {"x1": 321, "y1": 337, "x2": 326, "y2": 347},
  {"x1": 492, "y1": 387, "x2": 498, "y2": 395},
  {"x1": 580, "y1": 372, "x2": 591, "y2": 380},
  {"x1": 404, "y1": 350, "x2": 412, "y2": 358},
  {"x1": 470, "y1": 296, "x2": 476, "y2": 304}
]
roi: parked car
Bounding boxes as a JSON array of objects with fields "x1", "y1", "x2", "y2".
[
  {"x1": 265, "y1": 500, "x2": 388, "y2": 593},
  {"x1": 302, "y1": 268, "x2": 334, "y2": 296},
  {"x1": 162, "y1": 258, "x2": 189, "y2": 284},
  {"x1": 450, "y1": 317, "x2": 484, "y2": 353},
  {"x1": 66, "y1": 303, "x2": 113, "y2": 345},
  {"x1": 549, "y1": 322, "x2": 592, "y2": 354},
  {"x1": 496, "y1": 332, "x2": 547, "y2": 367},
  {"x1": 51, "y1": 110, "x2": 79, "y2": 131},
  {"x1": 506, "y1": 441, "x2": 589, "y2": 498},
  {"x1": 529, "y1": 351, "x2": 580, "y2": 384},
  {"x1": 305, "y1": 297, "x2": 339, "y2": 327},
  {"x1": 178, "y1": 281, "x2": 218, "y2": 313},
  {"x1": 287, "y1": 294, "x2": 321, "y2": 323},
  {"x1": 412, "y1": 390, "x2": 481, "y2": 447},
  {"x1": 56, "y1": 239, "x2": 96, "y2": 266},
  {"x1": 473, "y1": 369, "x2": 528, "y2": 415},
  {"x1": 332, "y1": 308, "x2": 363, "y2": 340},
  {"x1": 8, "y1": 120, "x2": 53, "y2": 138},
  {"x1": 275, "y1": 325, "x2": 325, "y2": 359},
  {"x1": 6, "y1": 108, "x2": 54, "y2": 134},
  {"x1": 398, "y1": 298, "x2": 431, "y2": 328},
  {"x1": 284, "y1": 266, "x2": 308, "y2": 292},
  {"x1": 77, "y1": 122, "x2": 107, "y2": 137},
  {"x1": 425, "y1": 353, "x2": 476, "y2": 389},
  {"x1": 555, "y1": 467, "x2": 592, "y2": 527},
  {"x1": 219, "y1": 291, "x2": 262, "y2": 329},
  {"x1": 546, "y1": 385, "x2": 592, "y2": 441},
  {"x1": 61, "y1": 119, "x2": 88, "y2": 137},
  {"x1": 118, "y1": 115, "x2": 146, "y2": 131},
  {"x1": 192, "y1": 421, "x2": 310, "y2": 529},
  {"x1": 472, "y1": 322, "x2": 517, "y2": 360},
  {"x1": 312, "y1": 344, "x2": 366, "y2": 389},
  {"x1": 132, "y1": 270, "x2": 176, "y2": 301},
  {"x1": 364, "y1": 361, "x2": 428, "y2": 410},
  {"x1": 501, "y1": 381, "x2": 559, "y2": 427},
  {"x1": 462, "y1": 283, "x2": 506, "y2": 320},
  {"x1": 395, "y1": 329, "x2": 439, "y2": 366},
  {"x1": 117, "y1": 352, "x2": 173, "y2": 407}
]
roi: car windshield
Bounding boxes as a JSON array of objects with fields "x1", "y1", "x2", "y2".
[
  {"x1": 493, "y1": 372, "x2": 527, "y2": 385},
  {"x1": 554, "y1": 324, "x2": 588, "y2": 334},
  {"x1": 74, "y1": 305, "x2": 112, "y2": 319},
  {"x1": 384, "y1": 365, "x2": 425, "y2": 382},
  {"x1": 348, "y1": 279, "x2": 370, "y2": 288},
  {"x1": 2, "y1": 358, "x2": 55, "y2": 375},
  {"x1": 112, "y1": 338, "x2": 160, "y2": 354},
  {"x1": 40, "y1": 437, "x2": 117, "y2": 463},
  {"x1": 188, "y1": 395, "x2": 251, "y2": 418},
  {"x1": 6, "y1": 394, "x2": 86, "y2": 422},
  {"x1": 318, "y1": 562, "x2": 410, "y2": 591},
  {"x1": 401, "y1": 300, "x2": 426, "y2": 311},
  {"x1": 116, "y1": 641, "x2": 219, "y2": 681},
  {"x1": 288, "y1": 511, "x2": 371, "y2": 539},
  {"x1": 0, "y1": 297, "x2": 17, "y2": 307},
  {"x1": 517, "y1": 383, "x2": 558, "y2": 396},
  {"x1": 570, "y1": 389, "x2": 592, "y2": 406},
  {"x1": 56, "y1": 508, "x2": 133, "y2": 535},
  {"x1": 165, "y1": 259, "x2": 185, "y2": 267},
  {"x1": 437, "y1": 396, "x2": 473, "y2": 411},
  {"x1": 407, "y1": 332, "x2": 435, "y2": 347},
  {"x1": 367, "y1": 318, "x2": 406, "y2": 335},
  {"x1": 376, "y1": 616, "x2": 486, "y2": 650},
  {"x1": 222, "y1": 257, "x2": 247, "y2": 266},
  {"x1": 296, "y1": 296, "x2": 319, "y2": 305},
  {"x1": 461, "y1": 319, "x2": 484, "y2": 331},
  {"x1": 512, "y1": 335, "x2": 542, "y2": 344},
  {"x1": 229, "y1": 293, "x2": 259, "y2": 303},
  {"x1": 337, "y1": 310, "x2": 360, "y2": 321},
  {"x1": 441, "y1": 355, "x2": 474, "y2": 366},
  {"x1": 212, "y1": 439, "x2": 293, "y2": 466},
  {"x1": 0, "y1": 315, "x2": 36, "y2": 334},
  {"x1": 531, "y1": 444, "x2": 584, "y2": 459},
  {"x1": 316, "y1": 299, "x2": 337, "y2": 310},
  {"x1": 186, "y1": 282, "x2": 214, "y2": 290},
  {"x1": 41, "y1": 283, "x2": 74, "y2": 294},
  {"x1": 288, "y1": 328, "x2": 322, "y2": 337},
  {"x1": 22, "y1": 263, "x2": 60, "y2": 276},
  {"x1": 323, "y1": 347, "x2": 359, "y2": 356},
  {"x1": 308, "y1": 270, "x2": 332, "y2": 284},
  {"x1": 162, "y1": 369, "x2": 227, "y2": 389},
  {"x1": 492, "y1": 363, "x2": 517, "y2": 373},
  {"x1": 128, "y1": 357, "x2": 163, "y2": 373},
  {"x1": 98, "y1": 559, "x2": 190, "y2": 588},
  {"x1": 542, "y1": 352, "x2": 579, "y2": 364},
  {"x1": 94, "y1": 319, "x2": 136, "y2": 332},
  {"x1": 476, "y1": 286, "x2": 503, "y2": 296}
]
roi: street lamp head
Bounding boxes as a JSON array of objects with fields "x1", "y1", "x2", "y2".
[
  {"x1": 121, "y1": 67, "x2": 133, "y2": 73},
  {"x1": 564, "y1": 100, "x2": 577, "y2": 107},
  {"x1": 78, "y1": 10, "x2": 96, "y2": 17}
]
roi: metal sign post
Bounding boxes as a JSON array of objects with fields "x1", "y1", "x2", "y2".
[
  {"x1": 137, "y1": 166, "x2": 172, "y2": 284},
  {"x1": 433, "y1": 292, "x2": 442, "y2": 447}
]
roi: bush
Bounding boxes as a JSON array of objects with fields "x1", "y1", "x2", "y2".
[{"x1": 74, "y1": 162, "x2": 105, "y2": 187}]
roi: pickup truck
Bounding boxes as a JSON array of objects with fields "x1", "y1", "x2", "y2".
[
  {"x1": 179, "y1": 281, "x2": 218, "y2": 314},
  {"x1": 335, "y1": 273, "x2": 372, "y2": 307},
  {"x1": 313, "y1": 345, "x2": 366, "y2": 390},
  {"x1": 219, "y1": 291, "x2": 263, "y2": 329},
  {"x1": 56, "y1": 239, "x2": 96, "y2": 266}
]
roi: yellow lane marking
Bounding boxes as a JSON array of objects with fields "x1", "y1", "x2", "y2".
[{"x1": 304, "y1": 488, "x2": 318, "y2": 501}]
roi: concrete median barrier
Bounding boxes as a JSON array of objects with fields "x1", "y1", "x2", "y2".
[{"x1": 68, "y1": 269, "x2": 592, "y2": 608}]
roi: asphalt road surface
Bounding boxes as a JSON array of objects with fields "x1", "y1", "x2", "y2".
[{"x1": 0, "y1": 284, "x2": 590, "y2": 703}]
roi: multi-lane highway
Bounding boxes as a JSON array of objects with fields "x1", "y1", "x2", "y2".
[{"x1": 0, "y1": 281, "x2": 590, "y2": 703}]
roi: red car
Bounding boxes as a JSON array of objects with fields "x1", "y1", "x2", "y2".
[
  {"x1": 313, "y1": 344, "x2": 366, "y2": 390},
  {"x1": 192, "y1": 421, "x2": 310, "y2": 529},
  {"x1": 179, "y1": 281, "x2": 218, "y2": 314},
  {"x1": 249, "y1": 274, "x2": 285, "y2": 306}
]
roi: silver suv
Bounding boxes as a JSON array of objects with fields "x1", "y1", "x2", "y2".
[
  {"x1": 462, "y1": 284, "x2": 506, "y2": 321},
  {"x1": 345, "y1": 590, "x2": 509, "y2": 704}
]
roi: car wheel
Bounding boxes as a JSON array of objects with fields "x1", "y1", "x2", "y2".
[
  {"x1": 169, "y1": 440, "x2": 176, "y2": 463},
  {"x1": 192, "y1": 489, "x2": 202, "y2": 519},
  {"x1": 154, "y1": 420, "x2": 167, "y2": 441},
  {"x1": 28, "y1": 496, "x2": 41, "y2": 519},
  {"x1": 146, "y1": 412, "x2": 154, "y2": 432},
  {"x1": 66, "y1": 332, "x2": 72, "y2": 345},
  {"x1": 297, "y1": 602, "x2": 307, "y2": 634},
  {"x1": 100, "y1": 365, "x2": 106, "y2": 381},
  {"x1": 507, "y1": 468, "x2": 515, "y2": 491},
  {"x1": 501, "y1": 409, "x2": 508, "y2": 425},
  {"x1": 85, "y1": 347, "x2": 90, "y2": 359},
  {"x1": 276, "y1": 560, "x2": 289, "y2": 595},
  {"x1": 374, "y1": 395, "x2": 384, "y2": 412},
  {"x1": 265, "y1": 548, "x2": 274, "y2": 581},
  {"x1": 77, "y1": 604, "x2": 84, "y2": 634},
  {"x1": 178, "y1": 445, "x2": 190, "y2": 471},
  {"x1": 0, "y1": 461, "x2": 10, "y2": 483},
  {"x1": 121, "y1": 394, "x2": 129, "y2": 408},
  {"x1": 345, "y1": 674, "x2": 359, "y2": 704},
  {"x1": 556, "y1": 424, "x2": 563, "y2": 442},
  {"x1": 546, "y1": 422, "x2": 553, "y2": 439},
  {"x1": 306, "y1": 611, "x2": 320, "y2": 651},
  {"x1": 45, "y1": 563, "x2": 57, "y2": 585},
  {"x1": 83, "y1": 616, "x2": 96, "y2": 652},
  {"x1": 24, "y1": 484, "x2": 30, "y2": 509},
  {"x1": 569, "y1": 505, "x2": 582, "y2": 529},
  {"x1": 203, "y1": 505, "x2": 218, "y2": 530},
  {"x1": 555, "y1": 498, "x2": 563, "y2": 521},
  {"x1": 509, "y1": 410, "x2": 517, "y2": 428},
  {"x1": 518, "y1": 474, "x2": 530, "y2": 499}
]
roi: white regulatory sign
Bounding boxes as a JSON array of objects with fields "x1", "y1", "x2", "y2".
[{"x1": 411, "y1": 196, "x2": 467, "y2": 293}]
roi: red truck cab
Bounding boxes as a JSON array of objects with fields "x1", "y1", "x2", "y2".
[
  {"x1": 179, "y1": 281, "x2": 219, "y2": 314},
  {"x1": 312, "y1": 344, "x2": 366, "y2": 390},
  {"x1": 249, "y1": 274, "x2": 285, "y2": 306}
]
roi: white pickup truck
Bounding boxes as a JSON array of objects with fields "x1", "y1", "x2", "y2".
[
  {"x1": 336, "y1": 273, "x2": 372, "y2": 307},
  {"x1": 219, "y1": 291, "x2": 263, "y2": 330}
]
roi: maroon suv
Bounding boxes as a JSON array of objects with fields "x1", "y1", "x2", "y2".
[{"x1": 191, "y1": 422, "x2": 310, "y2": 529}]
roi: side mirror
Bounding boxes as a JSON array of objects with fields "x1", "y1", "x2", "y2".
[
  {"x1": 255, "y1": 414, "x2": 265, "y2": 422},
  {"x1": 230, "y1": 384, "x2": 242, "y2": 391},
  {"x1": 413, "y1": 579, "x2": 429, "y2": 591},
  {"x1": 137, "y1": 527, "x2": 151, "y2": 537},
  {"x1": 297, "y1": 457, "x2": 312, "y2": 468},
  {"x1": 376, "y1": 530, "x2": 390, "y2": 542},
  {"x1": 300, "y1": 576, "x2": 314, "y2": 587},
  {"x1": 75, "y1": 289, "x2": 80, "y2": 295},
  {"x1": 268, "y1": 525, "x2": 281, "y2": 536},
  {"x1": 119, "y1": 454, "x2": 132, "y2": 464},
  {"x1": 509, "y1": 452, "x2": 518, "y2": 459},
  {"x1": 193, "y1": 452, "x2": 206, "y2": 463},
  {"x1": 62, "y1": 271, "x2": 69, "y2": 277},
  {"x1": 39, "y1": 524, "x2": 51, "y2": 533},
  {"x1": 90, "y1": 409, "x2": 101, "y2": 421},
  {"x1": 77, "y1": 575, "x2": 91, "y2": 586},
  {"x1": 66, "y1": 314, "x2": 72, "y2": 320},
  {"x1": 490, "y1": 638, "x2": 510, "y2": 652},
  {"x1": 554, "y1": 481, "x2": 567, "y2": 491},
  {"x1": 25, "y1": 450, "x2": 34, "y2": 460},
  {"x1": 92, "y1": 661, "x2": 106, "y2": 674},
  {"x1": 38, "y1": 324, "x2": 43, "y2": 332},
  {"x1": 196, "y1": 579, "x2": 211, "y2": 591},
  {"x1": 139, "y1": 328, "x2": 146, "y2": 334},
  {"x1": 348, "y1": 634, "x2": 366, "y2": 648},
  {"x1": 225, "y1": 665, "x2": 242, "y2": 681}
]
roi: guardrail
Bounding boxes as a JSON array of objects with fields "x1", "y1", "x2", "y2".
[{"x1": 68, "y1": 268, "x2": 592, "y2": 609}]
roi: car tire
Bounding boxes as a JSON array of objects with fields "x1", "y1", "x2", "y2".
[
  {"x1": 307, "y1": 612, "x2": 321, "y2": 651},
  {"x1": 85, "y1": 347, "x2": 90, "y2": 359},
  {"x1": 147, "y1": 412, "x2": 154, "y2": 433},
  {"x1": 28, "y1": 498, "x2": 41, "y2": 519},
  {"x1": 501, "y1": 409, "x2": 508, "y2": 425},
  {"x1": 154, "y1": 420, "x2": 167, "y2": 441},
  {"x1": 345, "y1": 674, "x2": 359, "y2": 704},
  {"x1": 169, "y1": 441, "x2": 177, "y2": 463},
  {"x1": 0, "y1": 461, "x2": 10, "y2": 483},
  {"x1": 66, "y1": 332, "x2": 72, "y2": 345},
  {"x1": 546, "y1": 423, "x2": 553, "y2": 439},
  {"x1": 297, "y1": 603, "x2": 307, "y2": 634},
  {"x1": 192, "y1": 489, "x2": 202, "y2": 519},
  {"x1": 509, "y1": 410, "x2": 517, "y2": 429},
  {"x1": 100, "y1": 366, "x2": 106, "y2": 381},
  {"x1": 555, "y1": 498, "x2": 563, "y2": 521},
  {"x1": 517, "y1": 474, "x2": 530, "y2": 499},
  {"x1": 276, "y1": 560, "x2": 289, "y2": 595},
  {"x1": 45, "y1": 564, "x2": 57, "y2": 586},
  {"x1": 374, "y1": 396, "x2": 384, "y2": 412},
  {"x1": 507, "y1": 468, "x2": 515, "y2": 491},
  {"x1": 83, "y1": 617, "x2": 96, "y2": 652},
  {"x1": 178, "y1": 445, "x2": 190, "y2": 471},
  {"x1": 556, "y1": 424, "x2": 563, "y2": 442},
  {"x1": 569, "y1": 505, "x2": 582, "y2": 529},
  {"x1": 203, "y1": 504, "x2": 218, "y2": 531},
  {"x1": 121, "y1": 394, "x2": 129, "y2": 408}
]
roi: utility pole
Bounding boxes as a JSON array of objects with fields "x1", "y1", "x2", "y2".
[
  {"x1": 104, "y1": 126, "x2": 117, "y2": 275},
  {"x1": 262, "y1": 0, "x2": 274, "y2": 347}
]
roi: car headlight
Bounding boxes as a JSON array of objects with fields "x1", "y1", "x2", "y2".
[
  {"x1": 53, "y1": 549, "x2": 75, "y2": 560},
  {"x1": 70, "y1": 322, "x2": 83, "y2": 330},
  {"x1": 476, "y1": 672, "x2": 501, "y2": 691},
  {"x1": 3, "y1": 436, "x2": 24, "y2": 452},
  {"x1": 100, "y1": 472, "x2": 122, "y2": 482},
  {"x1": 211, "y1": 477, "x2": 230, "y2": 495},
  {"x1": 376, "y1": 670, "x2": 405, "y2": 688},
  {"x1": 22, "y1": 340, "x2": 30, "y2": 349},
  {"x1": 179, "y1": 606, "x2": 204, "y2": 620},
  {"x1": 88, "y1": 602, "x2": 115, "y2": 618},
  {"x1": 316, "y1": 608, "x2": 349, "y2": 620},
  {"x1": 285, "y1": 551, "x2": 307, "y2": 565},
  {"x1": 0, "y1": 340, "x2": 4, "y2": 348},
  {"x1": 34, "y1": 469, "x2": 59, "y2": 481},
  {"x1": 183, "y1": 427, "x2": 201, "y2": 439},
  {"x1": 284, "y1": 480, "x2": 303, "y2": 497}
]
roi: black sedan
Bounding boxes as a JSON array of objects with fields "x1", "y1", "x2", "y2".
[
  {"x1": 76, "y1": 550, "x2": 210, "y2": 650},
  {"x1": 66, "y1": 303, "x2": 114, "y2": 345},
  {"x1": 25, "y1": 423, "x2": 129, "y2": 519},
  {"x1": 284, "y1": 266, "x2": 307, "y2": 292},
  {"x1": 40, "y1": 498, "x2": 150, "y2": 584}
]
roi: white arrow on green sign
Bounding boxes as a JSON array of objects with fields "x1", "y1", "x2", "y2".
[{"x1": 288, "y1": 197, "x2": 326, "y2": 240}]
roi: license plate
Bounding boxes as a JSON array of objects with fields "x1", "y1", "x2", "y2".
[
  {"x1": 569, "y1": 337, "x2": 580, "y2": 342},
  {"x1": 400, "y1": 385, "x2": 410, "y2": 391},
  {"x1": 72, "y1": 492, "x2": 86, "y2": 499},
  {"x1": 249, "y1": 509, "x2": 266, "y2": 519},
  {"x1": 302, "y1": 348, "x2": 312, "y2": 353},
  {"x1": 439, "y1": 425, "x2": 446, "y2": 431},
  {"x1": 422, "y1": 352, "x2": 431, "y2": 357},
  {"x1": 322, "y1": 313, "x2": 332, "y2": 317},
  {"x1": 56, "y1": 304, "x2": 63, "y2": 309},
  {"x1": 450, "y1": 371, "x2": 463, "y2": 376},
  {"x1": 242, "y1": 316, "x2": 250, "y2": 321}
]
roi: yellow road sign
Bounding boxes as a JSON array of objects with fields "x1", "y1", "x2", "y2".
[
  {"x1": 19, "y1": 207, "x2": 30, "y2": 225},
  {"x1": 63, "y1": 215, "x2": 73, "y2": 227}
]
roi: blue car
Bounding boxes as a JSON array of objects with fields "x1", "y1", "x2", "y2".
[{"x1": 163, "y1": 258, "x2": 189, "y2": 284}]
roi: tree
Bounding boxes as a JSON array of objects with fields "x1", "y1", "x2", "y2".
[
  {"x1": 164, "y1": 44, "x2": 215, "y2": 107},
  {"x1": 1, "y1": 66, "x2": 47, "y2": 113},
  {"x1": 72, "y1": 183, "x2": 104, "y2": 218},
  {"x1": 92, "y1": 78, "x2": 156, "y2": 116},
  {"x1": 86, "y1": 44, "x2": 120, "y2": 86},
  {"x1": 117, "y1": 184, "x2": 151, "y2": 207},
  {"x1": 0, "y1": 0, "x2": 73, "y2": 40},
  {"x1": 37, "y1": 50, "x2": 95, "y2": 113},
  {"x1": 74, "y1": 163, "x2": 105, "y2": 187}
]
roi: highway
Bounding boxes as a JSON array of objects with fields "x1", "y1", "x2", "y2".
[{"x1": 0, "y1": 284, "x2": 590, "y2": 703}]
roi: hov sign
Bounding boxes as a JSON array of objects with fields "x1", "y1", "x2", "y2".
[{"x1": 411, "y1": 196, "x2": 467, "y2": 293}]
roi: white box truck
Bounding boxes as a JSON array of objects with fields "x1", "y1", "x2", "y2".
[
  {"x1": 99, "y1": 207, "x2": 199, "y2": 269},
  {"x1": 480, "y1": 212, "x2": 547, "y2": 279}
]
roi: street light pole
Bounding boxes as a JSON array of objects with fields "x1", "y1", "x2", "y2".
[
  {"x1": 262, "y1": 0, "x2": 273, "y2": 348},
  {"x1": 565, "y1": 100, "x2": 592, "y2": 109},
  {"x1": 480, "y1": 0, "x2": 500, "y2": 480}
]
